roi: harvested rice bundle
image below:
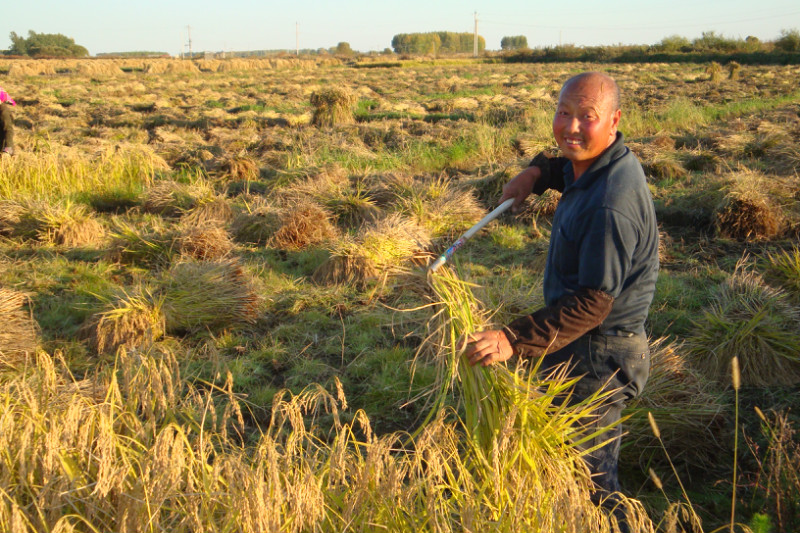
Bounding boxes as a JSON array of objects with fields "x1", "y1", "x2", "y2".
[
  {"x1": 230, "y1": 204, "x2": 281, "y2": 245},
  {"x1": 287, "y1": 169, "x2": 381, "y2": 227},
  {"x1": 272, "y1": 202, "x2": 338, "y2": 250},
  {"x1": 143, "y1": 180, "x2": 215, "y2": 217},
  {"x1": 715, "y1": 174, "x2": 782, "y2": 240},
  {"x1": 310, "y1": 87, "x2": 356, "y2": 127},
  {"x1": 17, "y1": 201, "x2": 106, "y2": 247},
  {"x1": 159, "y1": 259, "x2": 260, "y2": 333},
  {"x1": 623, "y1": 338, "x2": 728, "y2": 477},
  {"x1": 313, "y1": 214, "x2": 431, "y2": 285},
  {"x1": 0, "y1": 288, "x2": 38, "y2": 361},
  {"x1": 0, "y1": 200, "x2": 25, "y2": 236},
  {"x1": 175, "y1": 223, "x2": 235, "y2": 260},
  {"x1": 180, "y1": 195, "x2": 234, "y2": 226},
  {"x1": 364, "y1": 172, "x2": 416, "y2": 207},
  {"x1": 83, "y1": 287, "x2": 165, "y2": 354},
  {"x1": 687, "y1": 258, "x2": 800, "y2": 387},
  {"x1": 107, "y1": 220, "x2": 175, "y2": 267},
  {"x1": 219, "y1": 155, "x2": 259, "y2": 181},
  {"x1": 398, "y1": 178, "x2": 485, "y2": 238}
]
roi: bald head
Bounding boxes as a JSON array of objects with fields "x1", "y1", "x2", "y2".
[{"x1": 560, "y1": 72, "x2": 620, "y2": 113}]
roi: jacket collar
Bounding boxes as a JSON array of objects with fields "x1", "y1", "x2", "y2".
[{"x1": 564, "y1": 132, "x2": 627, "y2": 192}]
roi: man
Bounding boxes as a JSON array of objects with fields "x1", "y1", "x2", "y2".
[
  {"x1": 465, "y1": 72, "x2": 659, "y2": 510},
  {"x1": 0, "y1": 86, "x2": 16, "y2": 156}
]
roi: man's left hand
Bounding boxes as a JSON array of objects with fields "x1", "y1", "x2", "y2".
[{"x1": 463, "y1": 330, "x2": 515, "y2": 366}]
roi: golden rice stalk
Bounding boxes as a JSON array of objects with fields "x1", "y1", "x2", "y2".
[
  {"x1": 623, "y1": 338, "x2": 728, "y2": 476},
  {"x1": 0, "y1": 288, "x2": 38, "y2": 361},
  {"x1": 715, "y1": 174, "x2": 782, "y2": 240},
  {"x1": 687, "y1": 257, "x2": 800, "y2": 387},
  {"x1": 83, "y1": 287, "x2": 166, "y2": 354},
  {"x1": 143, "y1": 180, "x2": 215, "y2": 217},
  {"x1": 310, "y1": 87, "x2": 356, "y2": 127},
  {"x1": 160, "y1": 259, "x2": 260, "y2": 333},
  {"x1": 313, "y1": 214, "x2": 431, "y2": 285},
  {"x1": 272, "y1": 201, "x2": 338, "y2": 250},
  {"x1": 706, "y1": 61, "x2": 722, "y2": 83},
  {"x1": 175, "y1": 223, "x2": 235, "y2": 260}
]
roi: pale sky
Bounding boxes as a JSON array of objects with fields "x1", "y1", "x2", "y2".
[{"x1": 3, "y1": 0, "x2": 799, "y2": 56}]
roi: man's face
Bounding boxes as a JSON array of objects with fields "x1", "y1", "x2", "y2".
[{"x1": 552, "y1": 78, "x2": 621, "y2": 176}]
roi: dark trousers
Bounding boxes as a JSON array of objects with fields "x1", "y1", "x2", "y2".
[
  {"x1": 540, "y1": 332, "x2": 650, "y2": 496},
  {"x1": 0, "y1": 103, "x2": 14, "y2": 150}
]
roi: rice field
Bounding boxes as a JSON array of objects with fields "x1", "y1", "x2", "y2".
[{"x1": 1, "y1": 56, "x2": 800, "y2": 533}]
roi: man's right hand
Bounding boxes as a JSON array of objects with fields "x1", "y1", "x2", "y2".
[{"x1": 499, "y1": 165, "x2": 541, "y2": 212}]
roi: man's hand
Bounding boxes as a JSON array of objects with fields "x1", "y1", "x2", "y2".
[
  {"x1": 499, "y1": 165, "x2": 541, "y2": 213},
  {"x1": 463, "y1": 330, "x2": 515, "y2": 367}
]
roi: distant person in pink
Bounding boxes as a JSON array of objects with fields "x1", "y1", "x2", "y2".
[{"x1": 0, "y1": 87, "x2": 16, "y2": 156}]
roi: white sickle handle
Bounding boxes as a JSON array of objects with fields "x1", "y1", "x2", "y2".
[{"x1": 429, "y1": 198, "x2": 514, "y2": 272}]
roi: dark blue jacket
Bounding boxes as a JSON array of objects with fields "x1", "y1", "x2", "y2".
[{"x1": 535, "y1": 133, "x2": 659, "y2": 335}]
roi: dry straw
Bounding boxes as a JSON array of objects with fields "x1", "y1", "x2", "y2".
[
  {"x1": 687, "y1": 257, "x2": 800, "y2": 387},
  {"x1": 313, "y1": 214, "x2": 430, "y2": 285},
  {"x1": 715, "y1": 173, "x2": 782, "y2": 240},
  {"x1": 175, "y1": 222, "x2": 235, "y2": 260},
  {"x1": 83, "y1": 287, "x2": 166, "y2": 354},
  {"x1": 143, "y1": 180, "x2": 216, "y2": 217},
  {"x1": 159, "y1": 259, "x2": 260, "y2": 333},
  {"x1": 310, "y1": 87, "x2": 357, "y2": 127},
  {"x1": 623, "y1": 338, "x2": 727, "y2": 476},
  {"x1": 272, "y1": 201, "x2": 338, "y2": 250},
  {"x1": 0, "y1": 288, "x2": 38, "y2": 362}
]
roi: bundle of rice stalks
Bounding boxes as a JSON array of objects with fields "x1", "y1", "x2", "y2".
[
  {"x1": 715, "y1": 175, "x2": 782, "y2": 240},
  {"x1": 83, "y1": 287, "x2": 165, "y2": 354},
  {"x1": 706, "y1": 61, "x2": 722, "y2": 83},
  {"x1": 513, "y1": 137, "x2": 555, "y2": 158},
  {"x1": 523, "y1": 189, "x2": 561, "y2": 219},
  {"x1": 230, "y1": 204, "x2": 281, "y2": 245},
  {"x1": 623, "y1": 338, "x2": 728, "y2": 478},
  {"x1": 728, "y1": 61, "x2": 741, "y2": 80},
  {"x1": 643, "y1": 158, "x2": 687, "y2": 181},
  {"x1": 313, "y1": 214, "x2": 431, "y2": 285},
  {"x1": 180, "y1": 195, "x2": 234, "y2": 226},
  {"x1": 175, "y1": 223, "x2": 234, "y2": 260},
  {"x1": 683, "y1": 150, "x2": 723, "y2": 173},
  {"x1": 272, "y1": 201, "x2": 338, "y2": 250},
  {"x1": 687, "y1": 259, "x2": 800, "y2": 387},
  {"x1": 413, "y1": 267, "x2": 653, "y2": 531},
  {"x1": 310, "y1": 87, "x2": 356, "y2": 127},
  {"x1": 219, "y1": 154, "x2": 259, "y2": 181},
  {"x1": 143, "y1": 180, "x2": 215, "y2": 217},
  {"x1": 398, "y1": 177, "x2": 485, "y2": 238},
  {"x1": 0, "y1": 288, "x2": 38, "y2": 361},
  {"x1": 107, "y1": 220, "x2": 175, "y2": 267},
  {"x1": 480, "y1": 104, "x2": 530, "y2": 126},
  {"x1": 0, "y1": 200, "x2": 25, "y2": 236},
  {"x1": 159, "y1": 259, "x2": 260, "y2": 333},
  {"x1": 16, "y1": 201, "x2": 106, "y2": 247}
]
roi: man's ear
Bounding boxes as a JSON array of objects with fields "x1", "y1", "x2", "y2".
[{"x1": 611, "y1": 108, "x2": 621, "y2": 134}]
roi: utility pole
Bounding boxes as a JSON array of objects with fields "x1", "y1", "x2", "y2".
[
  {"x1": 187, "y1": 25, "x2": 192, "y2": 58},
  {"x1": 296, "y1": 22, "x2": 299, "y2": 55},
  {"x1": 473, "y1": 11, "x2": 478, "y2": 57}
]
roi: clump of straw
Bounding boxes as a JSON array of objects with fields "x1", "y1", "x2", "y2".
[
  {"x1": 106, "y1": 219, "x2": 175, "y2": 267},
  {"x1": 765, "y1": 245, "x2": 800, "y2": 295},
  {"x1": 175, "y1": 222, "x2": 235, "y2": 260},
  {"x1": 0, "y1": 288, "x2": 38, "y2": 362},
  {"x1": 272, "y1": 201, "x2": 338, "y2": 250},
  {"x1": 623, "y1": 338, "x2": 728, "y2": 477},
  {"x1": 15, "y1": 200, "x2": 106, "y2": 247},
  {"x1": 219, "y1": 154, "x2": 259, "y2": 181},
  {"x1": 159, "y1": 259, "x2": 260, "y2": 333},
  {"x1": 83, "y1": 287, "x2": 166, "y2": 354},
  {"x1": 0, "y1": 200, "x2": 25, "y2": 236},
  {"x1": 715, "y1": 174, "x2": 782, "y2": 240},
  {"x1": 396, "y1": 177, "x2": 485, "y2": 238},
  {"x1": 180, "y1": 195, "x2": 234, "y2": 226},
  {"x1": 143, "y1": 180, "x2": 216, "y2": 217},
  {"x1": 310, "y1": 87, "x2": 356, "y2": 127},
  {"x1": 687, "y1": 257, "x2": 800, "y2": 387},
  {"x1": 313, "y1": 214, "x2": 430, "y2": 285},
  {"x1": 230, "y1": 203, "x2": 282, "y2": 245}
]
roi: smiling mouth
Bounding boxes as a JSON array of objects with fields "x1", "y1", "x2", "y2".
[{"x1": 564, "y1": 137, "x2": 583, "y2": 146}]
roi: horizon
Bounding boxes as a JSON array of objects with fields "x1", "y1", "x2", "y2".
[{"x1": 3, "y1": 0, "x2": 800, "y2": 57}]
